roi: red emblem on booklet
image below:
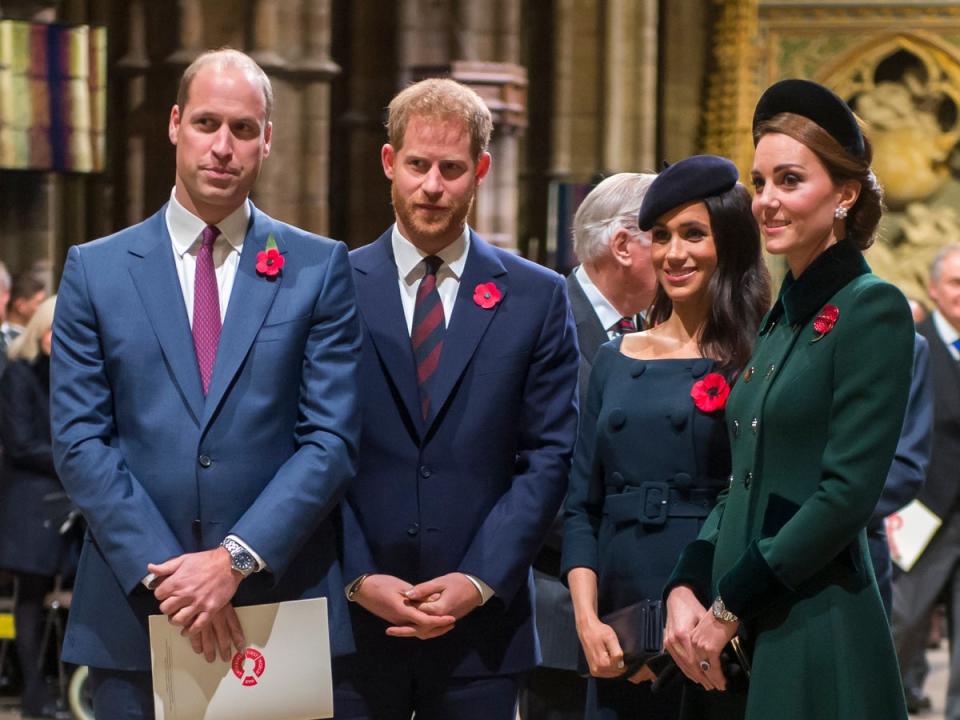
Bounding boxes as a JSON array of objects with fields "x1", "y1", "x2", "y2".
[
  {"x1": 812, "y1": 304, "x2": 839, "y2": 342},
  {"x1": 690, "y1": 373, "x2": 730, "y2": 413},
  {"x1": 473, "y1": 282, "x2": 501, "y2": 309},
  {"x1": 232, "y1": 648, "x2": 267, "y2": 687}
]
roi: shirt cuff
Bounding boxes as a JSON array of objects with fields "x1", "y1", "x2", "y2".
[
  {"x1": 226, "y1": 534, "x2": 268, "y2": 572},
  {"x1": 463, "y1": 574, "x2": 495, "y2": 605}
]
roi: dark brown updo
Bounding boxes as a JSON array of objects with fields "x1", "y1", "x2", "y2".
[{"x1": 754, "y1": 112, "x2": 882, "y2": 250}]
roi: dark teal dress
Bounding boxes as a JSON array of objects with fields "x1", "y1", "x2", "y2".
[{"x1": 561, "y1": 338, "x2": 730, "y2": 719}]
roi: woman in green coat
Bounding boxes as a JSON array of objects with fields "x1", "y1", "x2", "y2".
[{"x1": 663, "y1": 79, "x2": 914, "y2": 719}]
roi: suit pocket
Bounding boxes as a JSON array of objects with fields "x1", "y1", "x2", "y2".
[{"x1": 255, "y1": 314, "x2": 312, "y2": 343}]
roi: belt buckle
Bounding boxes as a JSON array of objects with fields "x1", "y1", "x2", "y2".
[{"x1": 639, "y1": 481, "x2": 669, "y2": 525}]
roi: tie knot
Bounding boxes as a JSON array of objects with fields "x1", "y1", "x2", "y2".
[
  {"x1": 423, "y1": 255, "x2": 443, "y2": 276},
  {"x1": 201, "y1": 225, "x2": 220, "y2": 249},
  {"x1": 616, "y1": 317, "x2": 638, "y2": 334}
]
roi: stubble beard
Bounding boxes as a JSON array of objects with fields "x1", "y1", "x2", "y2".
[{"x1": 392, "y1": 183, "x2": 475, "y2": 250}]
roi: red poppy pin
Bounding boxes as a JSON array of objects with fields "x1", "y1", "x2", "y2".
[
  {"x1": 691, "y1": 373, "x2": 730, "y2": 413},
  {"x1": 256, "y1": 234, "x2": 284, "y2": 278},
  {"x1": 811, "y1": 304, "x2": 839, "y2": 343},
  {"x1": 473, "y1": 282, "x2": 501, "y2": 309}
]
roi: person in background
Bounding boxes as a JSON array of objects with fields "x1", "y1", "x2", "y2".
[
  {"x1": 521, "y1": 172, "x2": 659, "y2": 720},
  {"x1": 664, "y1": 78, "x2": 914, "y2": 720},
  {"x1": 3, "y1": 273, "x2": 46, "y2": 345},
  {"x1": 893, "y1": 244, "x2": 960, "y2": 720},
  {"x1": 0, "y1": 296, "x2": 73, "y2": 720},
  {"x1": 562, "y1": 155, "x2": 770, "y2": 720}
]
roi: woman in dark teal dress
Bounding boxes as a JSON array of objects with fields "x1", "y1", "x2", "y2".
[{"x1": 561, "y1": 156, "x2": 770, "y2": 720}]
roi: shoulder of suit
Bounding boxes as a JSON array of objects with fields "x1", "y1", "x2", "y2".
[{"x1": 482, "y1": 239, "x2": 562, "y2": 284}]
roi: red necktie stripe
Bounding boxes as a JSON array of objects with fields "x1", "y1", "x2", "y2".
[{"x1": 411, "y1": 256, "x2": 445, "y2": 419}]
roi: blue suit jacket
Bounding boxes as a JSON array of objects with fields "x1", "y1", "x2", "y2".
[
  {"x1": 342, "y1": 229, "x2": 579, "y2": 677},
  {"x1": 51, "y1": 203, "x2": 361, "y2": 671}
]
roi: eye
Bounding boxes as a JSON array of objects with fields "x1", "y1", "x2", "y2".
[
  {"x1": 232, "y1": 121, "x2": 259, "y2": 139},
  {"x1": 781, "y1": 172, "x2": 802, "y2": 187},
  {"x1": 651, "y1": 228, "x2": 670, "y2": 243},
  {"x1": 440, "y1": 161, "x2": 467, "y2": 180},
  {"x1": 684, "y1": 227, "x2": 706, "y2": 240},
  {"x1": 751, "y1": 176, "x2": 764, "y2": 191},
  {"x1": 194, "y1": 117, "x2": 216, "y2": 130},
  {"x1": 408, "y1": 158, "x2": 428, "y2": 172}
]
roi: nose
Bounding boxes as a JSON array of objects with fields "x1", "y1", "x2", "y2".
[
  {"x1": 421, "y1": 164, "x2": 443, "y2": 196},
  {"x1": 211, "y1": 125, "x2": 233, "y2": 161},
  {"x1": 754, "y1": 183, "x2": 778, "y2": 213},
  {"x1": 664, "y1": 235, "x2": 686, "y2": 264}
]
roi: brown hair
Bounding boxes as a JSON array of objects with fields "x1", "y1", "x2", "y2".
[
  {"x1": 754, "y1": 112, "x2": 881, "y2": 250},
  {"x1": 176, "y1": 49, "x2": 274, "y2": 121},
  {"x1": 386, "y1": 78, "x2": 493, "y2": 160}
]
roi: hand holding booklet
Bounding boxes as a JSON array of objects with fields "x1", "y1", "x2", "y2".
[{"x1": 150, "y1": 597, "x2": 333, "y2": 720}]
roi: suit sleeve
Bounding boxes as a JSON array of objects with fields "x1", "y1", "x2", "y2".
[
  {"x1": 228, "y1": 241, "x2": 361, "y2": 578},
  {"x1": 559, "y1": 347, "x2": 607, "y2": 581},
  {"x1": 0, "y1": 363, "x2": 56, "y2": 477},
  {"x1": 458, "y1": 277, "x2": 580, "y2": 604},
  {"x1": 718, "y1": 282, "x2": 914, "y2": 619},
  {"x1": 51, "y1": 245, "x2": 184, "y2": 593},
  {"x1": 871, "y1": 333, "x2": 933, "y2": 521}
]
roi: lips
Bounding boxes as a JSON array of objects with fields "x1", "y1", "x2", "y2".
[
  {"x1": 763, "y1": 218, "x2": 790, "y2": 232},
  {"x1": 663, "y1": 268, "x2": 696, "y2": 283}
]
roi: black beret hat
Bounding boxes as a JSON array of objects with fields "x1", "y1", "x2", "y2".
[
  {"x1": 637, "y1": 155, "x2": 739, "y2": 231},
  {"x1": 752, "y1": 78, "x2": 865, "y2": 159}
]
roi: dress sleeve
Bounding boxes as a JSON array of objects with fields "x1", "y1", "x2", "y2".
[{"x1": 560, "y1": 344, "x2": 611, "y2": 582}]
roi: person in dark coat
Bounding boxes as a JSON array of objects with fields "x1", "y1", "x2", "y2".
[
  {"x1": 561, "y1": 156, "x2": 770, "y2": 720},
  {"x1": 521, "y1": 172, "x2": 658, "y2": 720},
  {"x1": 665, "y1": 79, "x2": 914, "y2": 720},
  {"x1": 0, "y1": 295, "x2": 72, "y2": 719}
]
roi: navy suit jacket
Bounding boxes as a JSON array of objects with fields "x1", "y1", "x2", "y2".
[
  {"x1": 51, "y1": 203, "x2": 361, "y2": 671},
  {"x1": 342, "y1": 228, "x2": 579, "y2": 677}
]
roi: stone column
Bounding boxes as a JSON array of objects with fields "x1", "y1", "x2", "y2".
[
  {"x1": 116, "y1": 0, "x2": 149, "y2": 226},
  {"x1": 166, "y1": 0, "x2": 204, "y2": 67}
]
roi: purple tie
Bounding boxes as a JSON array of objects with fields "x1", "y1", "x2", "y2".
[{"x1": 193, "y1": 225, "x2": 221, "y2": 395}]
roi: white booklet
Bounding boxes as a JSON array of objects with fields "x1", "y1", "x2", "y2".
[
  {"x1": 885, "y1": 499, "x2": 943, "y2": 572},
  {"x1": 150, "y1": 597, "x2": 333, "y2": 720}
]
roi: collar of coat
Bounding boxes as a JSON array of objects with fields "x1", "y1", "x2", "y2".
[{"x1": 761, "y1": 238, "x2": 870, "y2": 333}]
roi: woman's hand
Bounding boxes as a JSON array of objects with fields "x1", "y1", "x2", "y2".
[
  {"x1": 688, "y1": 609, "x2": 739, "y2": 691},
  {"x1": 576, "y1": 616, "x2": 625, "y2": 677},
  {"x1": 664, "y1": 585, "x2": 711, "y2": 687}
]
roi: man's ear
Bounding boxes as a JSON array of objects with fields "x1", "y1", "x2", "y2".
[
  {"x1": 262, "y1": 121, "x2": 272, "y2": 159},
  {"x1": 381, "y1": 144, "x2": 396, "y2": 180},
  {"x1": 168, "y1": 104, "x2": 181, "y2": 146},
  {"x1": 609, "y1": 227, "x2": 634, "y2": 268},
  {"x1": 474, "y1": 152, "x2": 492, "y2": 184}
]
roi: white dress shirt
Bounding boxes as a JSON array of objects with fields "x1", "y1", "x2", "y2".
[
  {"x1": 933, "y1": 310, "x2": 960, "y2": 361},
  {"x1": 576, "y1": 264, "x2": 630, "y2": 339}
]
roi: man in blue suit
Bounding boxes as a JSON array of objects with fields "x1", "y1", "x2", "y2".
[
  {"x1": 334, "y1": 78, "x2": 580, "y2": 719},
  {"x1": 50, "y1": 49, "x2": 360, "y2": 718}
]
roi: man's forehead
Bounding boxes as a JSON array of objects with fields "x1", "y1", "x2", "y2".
[
  {"x1": 402, "y1": 115, "x2": 470, "y2": 148},
  {"x1": 184, "y1": 65, "x2": 266, "y2": 115}
]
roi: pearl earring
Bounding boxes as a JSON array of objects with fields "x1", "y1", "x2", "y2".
[{"x1": 834, "y1": 206, "x2": 848, "y2": 220}]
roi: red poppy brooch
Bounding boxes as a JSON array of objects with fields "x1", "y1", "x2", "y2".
[
  {"x1": 811, "y1": 304, "x2": 839, "y2": 343},
  {"x1": 691, "y1": 373, "x2": 730, "y2": 413},
  {"x1": 473, "y1": 282, "x2": 501, "y2": 309},
  {"x1": 256, "y1": 234, "x2": 284, "y2": 278}
]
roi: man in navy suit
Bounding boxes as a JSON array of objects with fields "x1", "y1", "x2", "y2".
[
  {"x1": 50, "y1": 49, "x2": 360, "y2": 718},
  {"x1": 334, "y1": 78, "x2": 580, "y2": 719}
]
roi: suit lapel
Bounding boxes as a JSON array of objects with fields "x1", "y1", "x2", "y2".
[
  {"x1": 566, "y1": 270, "x2": 608, "y2": 364},
  {"x1": 128, "y1": 207, "x2": 205, "y2": 425},
  {"x1": 353, "y1": 231, "x2": 423, "y2": 434},
  {"x1": 424, "y1": 232, "x2": 507, "y2": 430},
  {"x1": 201, "y1": 205, "x2": 282, "y2": 430}
]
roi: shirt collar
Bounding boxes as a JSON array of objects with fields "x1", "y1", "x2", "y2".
[
  {"x1": 763, "y1": 239, "x2": 870, "y2": 331},
  {"x1": 391, "y1": 223, "x2": 471, "y2": 283},
  {"x1": 166, "y1": 189, "x2": 250, "y2": 258},
  {"x1": 575, "y1": 264, "x2": 623, "y2": 332},
  {"x1": 933, "y1": 310, "x2": 960, "y2": 348}
]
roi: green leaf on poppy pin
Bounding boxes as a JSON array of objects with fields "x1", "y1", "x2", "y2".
[{"x1": 265, "y1": 234, "x2": 279, "y2": 252}]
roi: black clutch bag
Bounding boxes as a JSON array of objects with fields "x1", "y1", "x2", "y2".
[
  {"x1": 650, "y1": 629, "x2": 753, "y2": 694},
  {"x1": 578, "y1": 599, "x2": 664, "y2": 679}
]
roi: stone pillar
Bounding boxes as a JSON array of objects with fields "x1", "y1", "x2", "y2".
[
  {"x1": 116, "y1": 0, "x2": 149, "y2": 226},
  {"x1": 249, "y1": 0, "x2": 286, "y2": 72},
  {"x1": 166, "y1": 0, "x2": 204, "y2": 67}
]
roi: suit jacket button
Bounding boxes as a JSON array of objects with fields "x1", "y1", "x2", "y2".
[
  {"x1": 744, "y1": 471, "x2": 753, "y2": 489},
  {"x1": 198, "y1": 455, "x2": 212, "y2": 468},
  {"x1": 407, "y1": 523, "x2": 420, "y2": 537},
  {"x1": 419, "y1": 465, "x2": 432, "y2": 479}
]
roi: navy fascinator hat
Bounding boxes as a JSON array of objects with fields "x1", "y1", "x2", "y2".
[
  {"x1": 637, "y1": 155, "x2": 740, "y2": 231},
  {"x1": 752, "y1": 78, "x2": 865, "y2": 160}
]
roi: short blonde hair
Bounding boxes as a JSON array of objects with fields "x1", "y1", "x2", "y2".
[
  {"x1": 9, "y1": 294, "x2": 55, "y2": 363},
  {"x1": 386, "y1": 78, "x2": 493, "y2": 159}
]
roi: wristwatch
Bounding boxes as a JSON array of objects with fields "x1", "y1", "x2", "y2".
[
  {"x1": 221, "y1": 538, "x2": 258, "y2": 577},
  {"x1": 711, "y1": 596, "x2": 739, "y2": 624}
]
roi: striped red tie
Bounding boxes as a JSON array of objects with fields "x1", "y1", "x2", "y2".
[
  {"x1": 412, "y1": 256, "x2": 445, "y2": 419},
  {"x1": 615, "y1": 317, "x2": 638, "y2": 334}
]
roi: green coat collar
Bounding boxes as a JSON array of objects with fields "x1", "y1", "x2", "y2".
[{"x1": 762, "y1": 240, "x2": 870, "y2": 332}]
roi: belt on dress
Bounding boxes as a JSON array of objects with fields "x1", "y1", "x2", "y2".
[{"x1": 603, "y1": 482, "x2": 718, "y2": 526}]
